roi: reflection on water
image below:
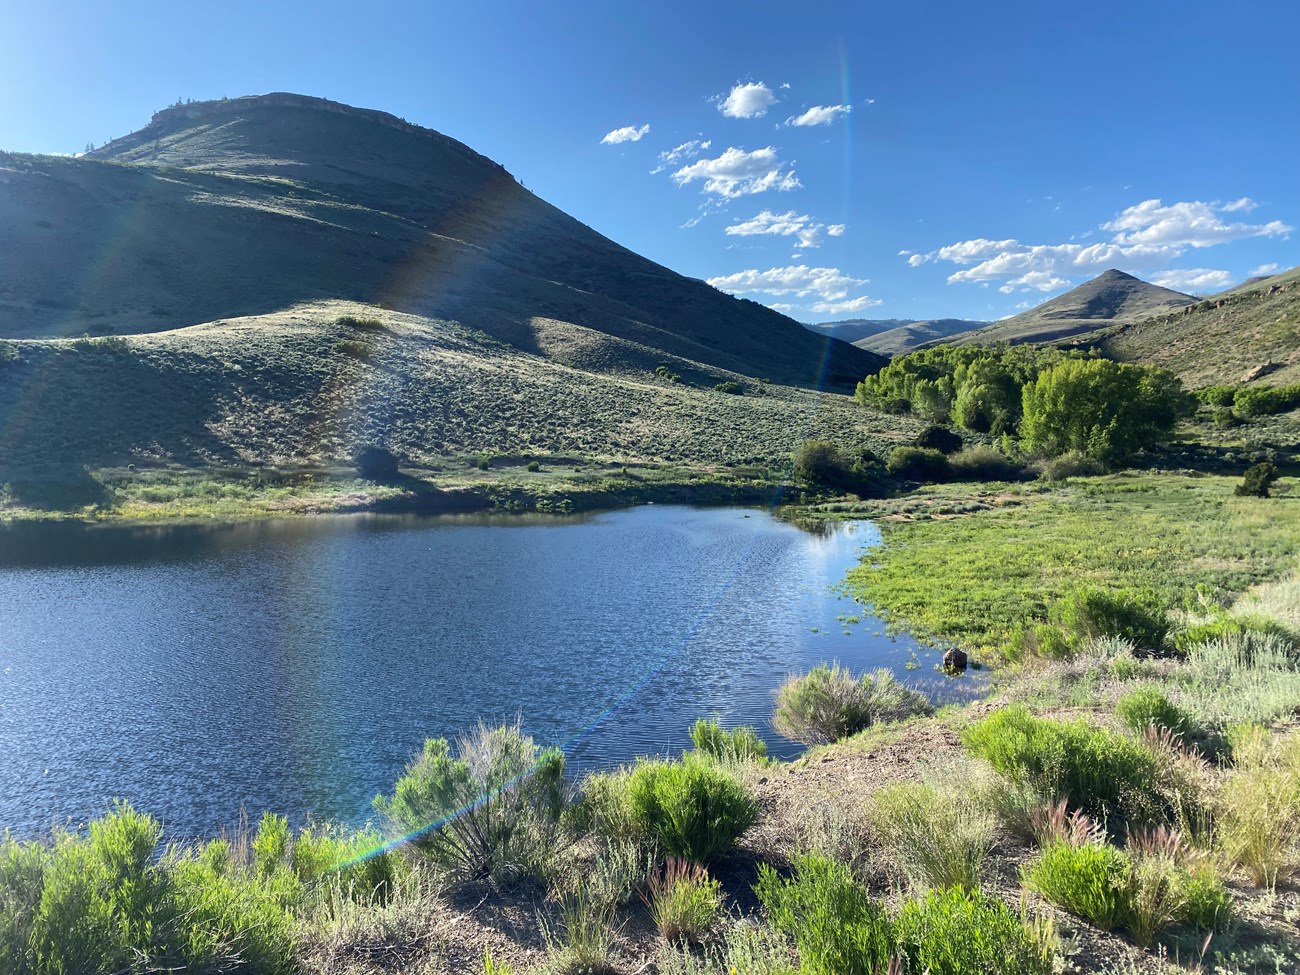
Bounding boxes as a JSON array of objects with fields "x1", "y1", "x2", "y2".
[{"x1": 0, "y1": 506, "x2": 983, "y2": 836}]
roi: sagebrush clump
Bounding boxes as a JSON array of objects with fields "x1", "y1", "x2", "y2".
[{"x1": 773, "y1": 664, "x2": 931, "y2": 745}]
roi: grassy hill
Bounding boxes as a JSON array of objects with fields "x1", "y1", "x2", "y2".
[
  {"x1": 0, "y1": 94, "x2": 900, "y2": 512},
  {"x1": 947, "y1": 269, "x2": 1196, "y2": 346},
  {"x1": 0, "y1": 302, "x2": 911, "y2": 473},
  {"x1": 0, "y1": 94, "x2": 880, "y2": 381},
  {"x1": 1100, "y1": 264, "x2": 1300, "y2": 388},
  {"x1": 854, "y1": 318, "x2": 986, "y2": 355}
]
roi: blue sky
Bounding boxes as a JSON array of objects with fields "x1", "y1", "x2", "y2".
[{"x1": 3, "y1": 0, "x2": 1297, "y2": 322}]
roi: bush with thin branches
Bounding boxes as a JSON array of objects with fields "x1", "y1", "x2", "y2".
[{"x1": 773, "y1": 664, "x2": 931, "y2": 746}]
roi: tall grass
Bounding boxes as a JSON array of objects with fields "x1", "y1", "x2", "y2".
[
  {"x1": 1217, "y1": 726, "x2": 1300, "y2": 888},
  {"x1": 868, "y1": 782, "x2": 994, "y2": 890}
]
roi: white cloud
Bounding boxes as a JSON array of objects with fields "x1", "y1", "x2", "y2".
[
  {"x1": 767, "y1": 302, "x2": 796, "y2": 313},
  {"x1": 1102, "y1": 198, "x2": 1290, "y2": 248},
  {"x1": 651, "y1": 138, "x2": 711, "y2": 173},
  {"x1": 1149, "y1": 268, "x2": 1236, "y2": 292},
  {"x1": 724, "y1": 209, "x2": 843, "y2": 248},
  {"x1": 1249, "y1": 262, "x2": 1281, "y2": 276},
  {"x1": 827, "y1": 225, "x2": 846, "y2": 237},
  {"x1": 719, "y1": 82, "x2": 777, "y2": 119},
  {"x1": 810, "y1": 295, "x2": 883, "y2": 315},
  {"x1": 706, "y1": 265, "x2": 868, "y2": 302},
  {"x1": 601, "y1": 123, "x2": 650, "y2": 145},
  {"x1": 671, "y1": 146, "x2": 800, "y2": 198},
  {"x1": 907, "y1": 197, "x2": 1293, "y2": 292},
  {"x1": 785, "y1": 104, "x2": 851, "y2": 127}
]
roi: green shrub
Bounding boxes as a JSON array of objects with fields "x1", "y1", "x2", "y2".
[
  {"x1": 690, "y1": 718, "x2": 768, "y2": 765},
  {"x1": 1024, "y1": 840, "x2": 1130, "y2": 931},
  {"x1": 713, "y1": 380, "x2": 745, "y2": 395},
  {"x1": 625, "y1": 755, "x2": 757, "y2": 864},
  {"x1": 642, "y1": 858, "x2": 723, "y2": 943},
  {"x1": 869, "y1": 783, "x2": 994, "y2": 890},
  {"x1": 1234, "y1": 383, "x2": 1300, "y2": 417},
  {"x1": 336, "y1": 315, "x2": 385, "y2": 330},
  {"x1": 474, "y1": 454, "x2": 492, "y2": 471},
  {"x1": 772, "y1": 664, "x2": 932, "y2": 746},
  {"x1": 541, "y1": 885, "x2": 617, "y2": 973},
  {"x1": 331, "y1": 339, "x2": 372, "y2": 360},
  {"x1": 885, "y1": 446, "x2": 952, "y2": 482},
  {"x1": 755, "y1": 852, "x2": 895, "y2": 975},
  {"x1": 656, "y1": 364, "x2": 682, "y2": 383},
  {"x1": 914, "y1": 425, "x2": 963, "y2": 454},
  {"x1": 1036, "y1": 450, "x2": 1106, "y2": 481},
  {"x1": 1172, "y1": 614, "x2": 1296, "y2": 655},
  {"x1": 962, "y1": 706, "x2": 1164, "y2": 832},
  {"x1": 791, "y1": 441, "x2": 884, "y2": 496},
  {"x1": 946, "y1": 446, "x2": 1023, "y2": 482},
  {"x1": 895, "y1": 885, "x2": 1055, "y2": 975},
  {"x1": 1116, "y1": 687, "x2": 1195, "y2": 739},
  {"x1": 1236, "y1": 461, "x2": 1280, "y2": 497},
  {"x1": 372, "y1": 722, "x2": 568, "y2": 884},
  {"x1": 353, "y1": 444, "x2": 401, "y2": 481},
  {"x1": 0, "y1": 803, "x2": 298, "y2": 975},
  {"x1": 1051, "y1": 587, "x2": 1170, "y2": 655},
  {"x1": 526, "y1": 460, "x2": 541, "y2": 472},
  {"x1": 1196, "y1": 385, "x2": 1239, "y2": 409},
  {"x1": 1026, "y1": 833, "x2": 1231, "y2": 945}
]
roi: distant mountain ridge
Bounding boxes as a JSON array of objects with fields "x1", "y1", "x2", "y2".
[
  {"x1": 805, "y1": 317, "x2": 986, "y2": 353},
  {"x1": 947, "y1": 269, "x2": 1197, "y2": 346}
]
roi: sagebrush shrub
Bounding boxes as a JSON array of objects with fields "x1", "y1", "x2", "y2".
[
  {"x1": 773, "y1": 664, "x2": 931, "y2": 746},
  {"x1": 625, "y1": 755, "x2": 757, "y2": 864},
  {"x1": 372, "y1": 722, "x2": 568, "y2": 884},
  {"x1": 961, "y1": 706, "x2": 1164, "y2": 832},
  {"x1": 946, "y1": 446, "x2": 1023, "y2": 481},
  {"x1": 895, "y1": 885, "x2": 1055, "y2": 975},
  {"x1": 755, "y1": 852, "x2": 895, "y2": 975}
]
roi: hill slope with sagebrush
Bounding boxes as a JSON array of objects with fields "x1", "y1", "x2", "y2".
[
  {"x1": 0, "y1": 94, "x2": 894, "y2": 477},
  {"x1": 1099, "y1": 264, "x2": 1300, "y2": 388},
  {"x1": 947, "y1": 269, "x2": 1196, "y2": 346},
  {"x1": 853, "y1": 318, "x2": 987, "y2": 355}
]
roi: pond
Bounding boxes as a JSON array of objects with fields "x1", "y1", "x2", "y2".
[{"x1": 0, "y1": 505, "x2": 982, "y2": 836}]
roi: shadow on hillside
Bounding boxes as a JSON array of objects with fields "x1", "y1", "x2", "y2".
[{"x1": 1, "y1": 468, "x2": 115, "y2": 511}]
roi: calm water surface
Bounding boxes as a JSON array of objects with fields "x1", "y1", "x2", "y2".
[{"x1": 0, "y1": 505, "x2": 981, "y2": 836}]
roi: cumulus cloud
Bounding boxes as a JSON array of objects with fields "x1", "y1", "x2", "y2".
[
  {"x1": 785, "y1": 104, "x2": 851, "y2": 127},
  {"x1": 719, "y1": 82, "x2": 777, "y2": 119},
  {"x1": 672, "y1": 146, "x2": 800, "y2": 198},
  {"x1": 1250, "y1": 262, "x2": 1281, "y2": 276},
  {"x1": 651, "y1": 138, "x2": 711, "y2": 173},
  {"x1": 601, "y1": 123, "x2": 650, "y2": 145},
  {"x1": 810, "y1": 295, "x2": 883, "y2": 315},
  {"x1": 706, "y1": 265, "x2": 868, "y2": 301},
  {"x1": 1102, "y1": 198, "x2": 1291, "y2": 248},
  {"x1": 724, "y1": 209, "x2": 844, "y2": 248},
  {"x1": 1149, "y1": 268, "x2": 1237, "y2": 292},
  {"x1": 767, "y1": 302, "x2": 797, "y2": 313},
  {"x1": 906, "y1": 197, "x2": 1293, "y2": 293}
]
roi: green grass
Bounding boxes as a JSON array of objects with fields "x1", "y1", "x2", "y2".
[{"x1": 846, "y1": 473, "x2": 1300, "y2": 657}]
